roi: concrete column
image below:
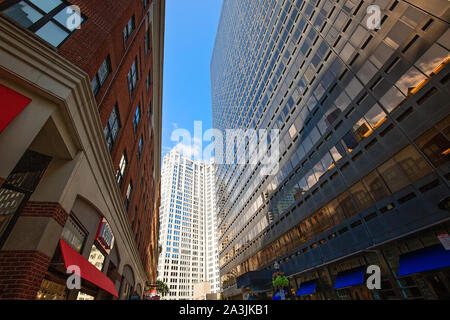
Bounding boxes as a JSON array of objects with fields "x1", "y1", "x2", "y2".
[
  {"x1": 374, "y1": 249, "x2": 403, "y2": 299},
  {"x1": 324, "y1": 266, "x2": 339, "y2": 300}
]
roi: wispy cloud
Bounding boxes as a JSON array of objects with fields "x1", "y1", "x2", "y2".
[{"x1": 174, "y1": 136, "x2": 202, "y2": 160}]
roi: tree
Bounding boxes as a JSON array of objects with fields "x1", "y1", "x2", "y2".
[
  {"x1": 272, "y1": 271, "x2": 289, "y2": 300},
  {"x1": 155, "y1": 280, "x2": 169, "y2": 297}
]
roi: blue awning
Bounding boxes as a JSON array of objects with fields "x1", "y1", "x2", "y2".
[
  {"x1": 398, "y1": 244, "x2": 450, "y2": 277},
  {"x1": 296, "y1": 280, "x2": 317, "y2": 296},
  {"x1": 334, "y1": 266, "x2": 366, "y2": 290}
]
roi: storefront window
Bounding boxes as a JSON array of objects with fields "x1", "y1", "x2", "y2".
[
  {"x1": 36, "y1": 279, "x2": 67, "y2": 300},
  {"x1": 77, "y1": 292, "x2": 95, "y2": 300},
  {"x1": 61, "y1": 216, "x2": 86, "y2": 253},
  {"x1": 88, "y1": 245, "x2": 106, "y2": 271}
]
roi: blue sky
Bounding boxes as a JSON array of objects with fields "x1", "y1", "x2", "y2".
[{"x1": 161, "y1": 0, "x2": 223, "y2": 162}]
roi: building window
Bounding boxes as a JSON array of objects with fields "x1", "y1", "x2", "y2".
[
  {"x1": 125, "y1": 181, "x2": 133, "y2": 211},
  {"x1": 138, "y1": 136, "x2": 143, "y2": 160},
  {"x1": 61, "y1": 216, "x2": 86, "y2": 253},
  {"x1": 145, "y1": 27, "x2": 152, "y2": 55},
  {"x1": 88, "y1": 244, "x2": 105, "y2": 271},
  {"x1": 116, "y1": 151, "x2": 127, "y2": 188},
  {"x1": 92, "y1": 56, "x2": 111, "y2": 96},
  {"x1": 146, "y1": 72, "x2": 151, "y2": 91},
  {"x1": 133, "y1": 104, "x2": 141, "y2": 133},
  {"x1": 123, "y1": 15, "x2": 135, "y2": 45},
  {"x1": 128, "y1": 58, "x2": 138, "y2": 96},
  {"x1": 104, "y1": 104, "x2": 120, "y2": 151},
  {"x1": 2, "y1": 0, "x2": 84, "y2": 47}
]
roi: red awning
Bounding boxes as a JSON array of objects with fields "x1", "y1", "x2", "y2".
[
  {"x1": 0, "y1": 84, "x2": 32, "y2": 134},
  {"x1": 59, "y1": 239, "x2": 119, "y2": 297}
]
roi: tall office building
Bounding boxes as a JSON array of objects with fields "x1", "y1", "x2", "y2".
[
  {"x1": 157, "y1": 150, "x2": 220, "y2": 300},
  {"x1": 211, "y1": 0, "x2": 450, "y2": 300},
  {"x1": 0, "y1": 0, "x2": 164, "y2": 299}
]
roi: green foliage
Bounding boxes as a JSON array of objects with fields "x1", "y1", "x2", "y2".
[
  {"x1": 155, "y1": 280, "x2": 169, "y2": 297},
  {"x1": 272, "y1": 271, "x2": 289, "y2": 289}
]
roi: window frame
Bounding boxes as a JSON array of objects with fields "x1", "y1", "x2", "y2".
[
  {"x1": 116, "y1": 150, "x2": 128, "y2": 188},
  {"x1": 92, "y1": 56, "x2": 112, "y2": 96},
  {"x1": 133, "y1": 104, "x2": 141, "y2": 133},
  {"x1": 123, "y1": 15, "x2": 135, "y2": 46},
  {"x1": 128, "y1": 58, "x2": 138, "y2": 96},
  {"x1": 1, "y1": 0, "x2": 86, "y2": 48},
  {"x1": 104, "y1": 103, "x2": 121, "y2": 152}
]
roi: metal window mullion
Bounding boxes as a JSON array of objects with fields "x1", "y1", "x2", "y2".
[{"x1": 27, "y1": 2, "x2": 67, "y2": 32}]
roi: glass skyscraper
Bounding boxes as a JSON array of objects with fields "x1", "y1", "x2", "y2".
[
  {"x1": 157, "y1": 150, "x2": 220, "y2": 299},
  {"x1": 211, "y1": 0, "x2": 450, "y2": 300}
]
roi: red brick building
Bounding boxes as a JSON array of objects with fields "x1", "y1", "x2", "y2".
[{"x1": 0, "y1": 0, "x2": 164, "y2": 299}]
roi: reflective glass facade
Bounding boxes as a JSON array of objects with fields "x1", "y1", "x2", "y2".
[{"x1": 211, "y1": 0, "x2": 450, "y2": 299}]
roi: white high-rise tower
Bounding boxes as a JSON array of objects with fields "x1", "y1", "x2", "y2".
[{"x1": 157, "y1": 150, "x2": 220, "y2": 300}]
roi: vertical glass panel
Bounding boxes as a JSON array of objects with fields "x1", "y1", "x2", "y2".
[
  {"x1": 326, "y1": 198, "x2": 346, "y2": 225},
  {"x1": 305, "y1": 168, "x2": 317, "y2": 188},
  {"x1": 29, "y1": 0, "x2": 62, "y2": 13},
  {"x1": 35, "y1": 21, "x2": 69, "y2": 46},
  {"x1": 321, "y1": 152, "x2": 334, "y2": 172},
  {"x1": 313, "y1": 161, "x2": 326, "y2": 181},
  {"x1": 362, "y1": 169, "x2": 391, "y2": 202},
  {"x1": 400, "y1": 6, "x2": 425, "y2": 28},
  {"x1": 98, "y1": 59, "x2": 110, "y2": 85},
  {"x1": 377, "y1": 159, "x2": 410, "y2": 193},
  {"x1": 335, "y1": 91, "x2": 351, "y2": 111},
  {"x1": 435, "y1": 115, "x2": 450, "y2": 138},
  {"x1": 349, "y1": 181, "x2": 374, "y2": 211},
  {"x1": 414, "y1": 43, "x2": 450, "y2": 76},
  {"x1": 394, "y1": 145, "x2": 432, "y2": 182},
  {"x1": 341, "y1": 130, "x2": 359, "y2": 152},
  {"x1": 384, "y1": 21, "x2": 413, "y2": 50},
  {"x1": 364, "y1": 104, "x2": 386, "y2": 129},
  {"x1": 3, "y1": 2, "x2": 43, "y2": 28},
  {"x1": 394, "y1": 66, "x2": 428, "y2": 97},
  {"x1": 337, "y1": 191, "x2": 357, "y2": 218},
  {"x1": 415, "y1": 127, "x2": 450, "y2": 168},
  {"x1": 357, "y1": 60, "x2": 378, "y2": 85},
  {"x1": 380, "y1": 86, "x2": 404, "y2": 113},
  {"x1": 310, "y1": 207, "x2": 332, "y2": 234},
  {"x1": 330, "y1": 145, "x2": 343, "y2": 163},
  {"x1": 370, "y1": 42, "x2": 394, "y2": 68},
  {"x1": 353, "y1": 117, "x2": 372, "y2": 142},
  {"x1": 91, "y1": 76, "x2": 99, "y2": 95}
]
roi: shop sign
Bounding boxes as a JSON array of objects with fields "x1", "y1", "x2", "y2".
[
  {"x1": 438, "y1": 234, "x2": 450, "y2": 250},
  {"x1": 95, "y1": 218, "x2": 115, "y2": 254}
]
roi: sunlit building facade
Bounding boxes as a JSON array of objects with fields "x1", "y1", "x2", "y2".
[
  {"x1": 211, "y1": 0, "x2": 450, "y2": 300},
  {"x1": 157, "y1": 150, "x2": 220, "y2": 299}
]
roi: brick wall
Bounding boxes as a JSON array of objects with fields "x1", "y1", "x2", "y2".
[
  {"x1": 21, "y1": 202, "x2": 69, "y2": 228},
  {"x1": 0, "y1": 250, "x2": 51, "y2": 300},
  {"x1": 0, "y1": 0, "x2": 159, "y2": 281},
  {"x1": 58, "y1": 0, "x2": 158, "y2": 280}
]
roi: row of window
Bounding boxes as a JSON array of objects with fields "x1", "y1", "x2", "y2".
[{"x1": 221, "y1": 116, "x2": 448, "y2": 273}]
